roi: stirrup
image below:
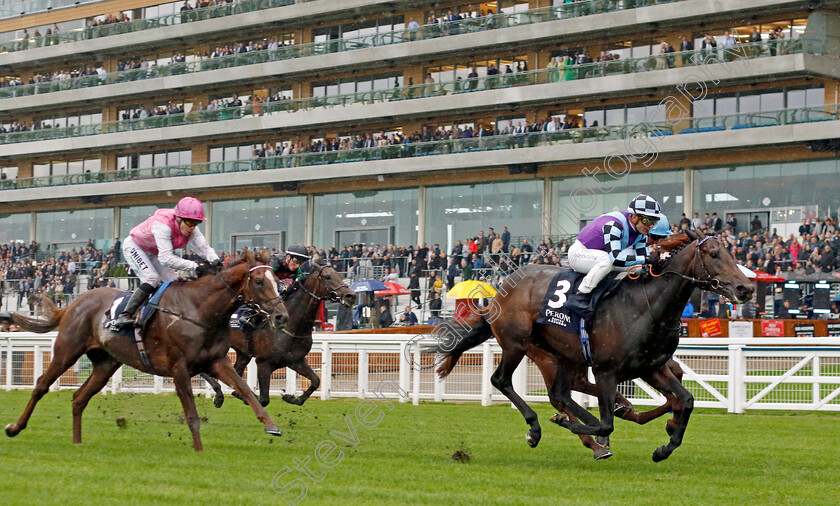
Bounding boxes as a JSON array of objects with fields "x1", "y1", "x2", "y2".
[{"x1": 106, "y1": 315, "x2": 135, "y2": 331}]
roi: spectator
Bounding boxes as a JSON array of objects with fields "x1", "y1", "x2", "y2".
[
  {"x1": 379, "y1": 304, "x2": 394, "y2": 327},
  {"x1": 399, "y1": 305, "x2": 418, "y2": 326}
]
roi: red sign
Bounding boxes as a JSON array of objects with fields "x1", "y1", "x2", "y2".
[
  {"x1": 699, "y1": 318, "x2": 722, "y2": 337},
  {"x1": 322, "y1": 324, "x2": 335, "y2": 332},
  {"x1": 761, "y1": 320, "x2": 785, "y2": 337}
]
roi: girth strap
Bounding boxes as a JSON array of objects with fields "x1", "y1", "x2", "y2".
[{"x1": 133, "y1": 328, "x2": 153, "y2": 371}]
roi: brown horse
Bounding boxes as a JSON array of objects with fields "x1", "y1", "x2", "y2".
[
  {"x1": 431, "y1": 232, "x2": 753, "y2": 461},
  {"x1": 5, "y1": 249, "x2": 289, "y2": 451},
  {"x1": 201, "y1": 260, "x2": 356, "y2": 407}
]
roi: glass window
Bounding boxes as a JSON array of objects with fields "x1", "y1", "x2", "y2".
[
  {"x1": 84, "y1": 159, "x2": 102, "y2": 173},
  {"x1": 760, "y1": 92, "x2": 784, "y2": 112},
  {"x1": 33, "y1": 164, "x2": 50, "y2": 178},
  {"x1": 805, "y1": 87, "x2": 824, "y2": 106},
  {"x1": 138, "y1": 154, "x2": 153, "y2": 169},
  {"x1": 584, "y1": 109, "x2": 604, "y2": 128},
  {"x1": 209, "y1": 148, "x2": 223, "y2": 163},
  {"x1": 315, "y1": 189, "x2": 418, "y2": 249},
  {"x1": 0, "y1": 212, "x2": 30, "y2": 244},
  {"x1": 425, "y1": 181, "x2": 543, "y2": 247},
  {"x1": 716, "y1": 96, "x2": 737, "y2": 116},
  {"x1": 36, "y1": 208, "x2": 114, "y2": 251},
  {"x1": 212, "y1": 196, "x2": 307, "y2": 253},
  {"x1": 551, "y1": 170, "x2": 684, "y2": 236},
  {"x1": 739, "y1": 94, "x2": 761, "y2": 113},
  {"x1": 120, "y1": 205, "x2": 159, "y2": 238},
  {"x1": 605, "y1": 108, "x2": 624, "y2": 125}
]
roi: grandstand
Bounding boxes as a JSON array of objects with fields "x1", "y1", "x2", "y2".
[{"x1": 1, "y1": 0, "x2": 840, "y2": 311}]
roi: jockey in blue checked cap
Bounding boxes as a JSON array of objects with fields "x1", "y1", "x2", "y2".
[{"x1": 568, "y1": 193, "x2": 664, "y2": 294}]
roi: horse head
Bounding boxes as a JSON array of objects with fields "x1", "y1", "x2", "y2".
[
  {"x1": 302, "y1": 260, "x2": 356, "y2": 307},
  {"x1": 228, "y1": 248, "x2": 289, "y2": 330},
  {"x1": 693, "y1": 235, "x2": 755, "y2": 303}
]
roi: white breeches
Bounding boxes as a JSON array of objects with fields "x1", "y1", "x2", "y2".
[
  {"x1": 568, "y1": 240, "x2": 632, "y2": 294},
  {"x1": 123, "y1": 236, "x2": 177, "y2": 287}
]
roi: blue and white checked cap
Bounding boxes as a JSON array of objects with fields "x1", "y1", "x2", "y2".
[{"x1": 627, "y1": 194, "x2": 664, "y2": 220}]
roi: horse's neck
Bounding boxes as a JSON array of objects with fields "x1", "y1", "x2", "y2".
[
  {"x1": 285, "y1": 282, "x2": 321, "y2": 335},
  {"x1": 191, "y1": 269, "x2": 246, "y2": 327}
]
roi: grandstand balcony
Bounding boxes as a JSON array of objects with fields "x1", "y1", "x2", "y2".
[
  {"x1": 1, "y1": 0, "x2": 835, "y2": 114},
  {"x1": 0, "y1": 39, "x2": 836, "y2": 160},
  {"x1": 2, "y1": 103, "x2": 837, "y2": 203}
]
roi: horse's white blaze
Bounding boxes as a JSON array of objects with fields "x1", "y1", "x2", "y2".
[{"x1": 265, "y1": 272, "x2": 279, "y2": 299}]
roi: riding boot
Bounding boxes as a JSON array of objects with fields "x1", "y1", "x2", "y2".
[{"x1": 109, "y1": 283, "x2": 155, "y2": 330}]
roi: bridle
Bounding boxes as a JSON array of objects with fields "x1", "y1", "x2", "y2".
[
  {"x1": 650, "y1": 235, "x2": 722, "y2": 291},
  {"x1": 218, "y1": 264, "x2": 285, "y2": 329},
  {"x1": 289, "y1": 263, "x2": 353, "y2": 307}
]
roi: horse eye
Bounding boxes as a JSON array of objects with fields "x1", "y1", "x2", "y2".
[
  {"x1": 255, "y1": 278, "x2": 263, "y2": 285},
  {"x1": 325, "y1": 275, "x2": 331, "y2": 280},
  {"x1": 710, "y1": 251, "x2": 719, "y2": 258}
]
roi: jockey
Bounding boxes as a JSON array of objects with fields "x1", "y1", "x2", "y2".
[
  {"x1": 107, "y1": 197, "x2": 220, "y2": 330},
  {"x1": 270, "y1": 242, "x2": 311, "y2": 282},
  {"x1": 648, "y1": 213, "x2": 674, "y2": 240},
  {"x1": 568, "y1": 194, "x2": 663, "y2": 294}
]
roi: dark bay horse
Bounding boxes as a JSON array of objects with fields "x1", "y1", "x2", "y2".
[
  {"x1": 5, "y1": 249, "x2": 289, "y2": 451},
  {"x1": 432, "y1": 232, "x2": 753, "y2": 461},
  {"x1": 202, "y1": 260, "x2": 356, "y2": 407}
]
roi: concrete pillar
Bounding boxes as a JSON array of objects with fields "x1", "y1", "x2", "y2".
[
  {"x1": 417, "y1": 186, "x2": 426, "y2": 245},
  {"x1": 683, "y1": 167, "x2": 694, "y2": 217},
  {"x1": 305, "y1": 194, "x2": 315, "y2": 246}
]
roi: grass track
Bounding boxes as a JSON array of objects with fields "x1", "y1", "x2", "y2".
[{"x1": 1, "y1": 390, "x2": 839, "y2": 505}]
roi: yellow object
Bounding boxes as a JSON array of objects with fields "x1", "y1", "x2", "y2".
[{"x1": 446, "y1": 280, "x2": 497, "y2": 299}]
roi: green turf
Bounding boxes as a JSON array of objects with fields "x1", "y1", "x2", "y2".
[{"x1": 1, "y1": 390, "x2": 839, "y2": 505}]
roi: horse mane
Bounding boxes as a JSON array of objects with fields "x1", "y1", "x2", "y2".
[
  {"x1": 226, "y1": 248, "x2": 256, "y2": 268},
  {"x1": 652, "y1": 232, "x2": 696, "y2": 273}
]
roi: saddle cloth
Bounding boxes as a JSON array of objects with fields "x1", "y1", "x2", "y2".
[
  {"x1": 230, "y1": 304, "x2": 263, "y2": 332},
  {"x1": 536, "y1": 268, "x2": 623, "y2": 334},
  {"x1": 105, "y1": 281, "x2": 172, "y2": 336}
]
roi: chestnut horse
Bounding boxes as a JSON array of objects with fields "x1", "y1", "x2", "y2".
[
  {"x1": 5, "y1": 249, "x2": 289, "y2": 451},
  {"x1": 432, "y1": 232, "x2": 753, "y2": 461},
  {"x1": 201, "y1": 260, "x2": 356, "y2": 407}
]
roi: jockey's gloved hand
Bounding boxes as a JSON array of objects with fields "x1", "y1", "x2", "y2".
[
  {"x1": 195, "y1": 261, "x2": 215, "y2": 277},
  {"x1": 210, "y1": 258, "x2": 224, "y2": 270}
]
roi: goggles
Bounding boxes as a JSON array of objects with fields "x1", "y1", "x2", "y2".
[{"x1": 181, "y1": 218, "x2": 202, "y2": 227}]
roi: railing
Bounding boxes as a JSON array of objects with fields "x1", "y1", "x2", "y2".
[
  {"x1": 0, "y1": 0, "x2": 684, "y2": 56},
  {"x1": 0, "y1": 38, "x2": 814, "y2": 147},
  {"x1": 1, "y1": 102, "x2": 837, "y2": 192},
  {"x1": 0, "y1": 0, "x2": 99, "y2": 21},
  {"x1": 0, "y1": 0, "x2": 708, "y2": 99},
  {"x1": 0, "y1": 0, "x2": 311, "y2": 43},
  {"x1": 2, "y1": 333, "x2": 839, "y2": 412}
]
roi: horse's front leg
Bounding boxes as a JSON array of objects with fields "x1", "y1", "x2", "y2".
[
  {"x1": 283, "y1": 360, "x2": 320, "y2": 406},
  {"x1": 209, "y1": 358, "x2": 281, "y2": 437},
  {"x1": 643, "y1": 365, "x2": 694, "y2": 462}
]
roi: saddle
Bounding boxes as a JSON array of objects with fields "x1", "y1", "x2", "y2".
[
  {"x1": 105, "y1": 282, "x2": 172, "y2": 370},
  {"x1": 536, "y1": 268, "x2": 625, "y2": 334}
]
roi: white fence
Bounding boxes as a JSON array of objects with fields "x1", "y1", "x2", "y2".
[{"x1": 2, "y1": 333, "x2": 840, "y2": 413}]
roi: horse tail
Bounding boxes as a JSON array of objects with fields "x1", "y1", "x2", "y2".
[
  {"x1": 12, "y1": 295, "x2": 68, "y2": 333},
  {"x1": 427, "y1": 312, "x2": 493, "y2": 379}
]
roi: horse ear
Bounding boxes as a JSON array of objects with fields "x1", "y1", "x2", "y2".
[
  {"x1": 255, "y1": 250, "x2": 270, "y2": 264},
  {"x1": 684, "y1": 229, "x2": 698, "y2": 241}
]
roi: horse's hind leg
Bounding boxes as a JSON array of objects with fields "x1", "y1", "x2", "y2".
[
  {"x1": 531, "y1": 351, "x2": 610, "y2": 459},
  {"x1": 256, "y1": 361, "x2": 272, "y2": 407},
  {"x1": 172, "y1": 363, "x2": 203, "y2": 451},
  {"x1": 491, "y1": 346, "x2": 541, "y2": 448},
  {"x1": 72, "y1": 352, "x2": 121, "y2": 444},
  {"x1": 230, "y1": 351, "x2": 252, "y2": 404},
  {"x1": 283, "y1": 360, "x2": 320, "y2": 406},
  {"x1": 199, "y1": 373, "x2": 225, "y2": 408},
  {"x1": 209, "y1": 358, "x2": 281, "y2": 437},
  {"x1": 5, "y1": 336, "x2": 86, "y2": 438},
  {"x1": 643, "y1": 365, "x2": 694, "y2": 462}
]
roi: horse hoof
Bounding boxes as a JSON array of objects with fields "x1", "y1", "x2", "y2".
[
  {"x1": 5, "y1": 423, "x2": 19, "y2": 437},
  {"x1": 595, "y1": 435, "x2": 610, "y2": 449},
  {"x1": 265, "y1": 426, "x2": 282, "y2": 437},
  {"x1": 549, "y1": 413, "x2": 568, "y2": 426},
  {"x1": 614, "y1": 403, "x2": 632, "y2": 417},
  {"x1": 594, "y1": 447, "x2": 613, "y2": 460},
  {"x1": 525, "y1": 431, "x2": 540, "y2": 448},
  {"x1": 652, "y1": 446, "x2": 670, "y2": 462},
  {"x1": 283, "y1": 394, "x2": 303, "y2": 406},
  {"x1": 260, "y1": 399, "x2": 270, "y2": 408},
  {"x1": 213, "y1": 396, "x2": 224, "y2": 409}
]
